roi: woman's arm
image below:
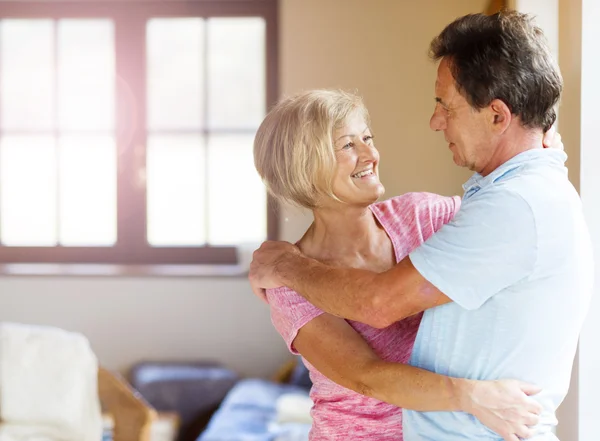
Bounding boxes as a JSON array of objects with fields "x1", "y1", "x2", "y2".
[{"x1": 294, "y1": 313, "x2": 542, "y2": 441}]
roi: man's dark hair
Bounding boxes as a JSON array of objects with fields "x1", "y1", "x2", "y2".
[{"x1": 430, "y1": 10, "x2": 562, "y2": 132}]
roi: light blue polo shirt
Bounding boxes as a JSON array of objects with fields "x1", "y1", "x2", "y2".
[{"x1": 404, "y1": 149, "x2": 593, "y2": 440}]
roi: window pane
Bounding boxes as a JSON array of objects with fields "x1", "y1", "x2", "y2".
[
  {"x1": 0, "y1": 136, "x2": 57, "y2": 245},
  {"x1": 207, "y1": 18, "x2": 266, "y2": 130},
  {"x1": 147, "y1": 18, "x2": 204, "y2": 131},
  {"x1": 0, "y1": 20, "x2": 54, "y2": 130},
  {"x1": 207, "y1": 135, "x2": 266, "y2": 245},
  {"x1": 59, "y1": 135, "x2": 116, "y2": 246},
  {"x1": 58, "y1": 20, "x2": 115, "y2": 131},
  {"x1": 147, "y1": 135, "x2": 206, "y2": 246}
]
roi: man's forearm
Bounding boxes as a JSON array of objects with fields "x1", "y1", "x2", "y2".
[{"x1": 274, "y1": 252, "x2": 389, "y2": 326}]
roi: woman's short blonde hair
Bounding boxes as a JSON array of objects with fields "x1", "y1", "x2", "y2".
[{"x1": 254, "y1": 89, "x2": 369, "y2": 208}]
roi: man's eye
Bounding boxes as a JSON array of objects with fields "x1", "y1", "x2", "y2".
[{"x1": 435, "y1": 100, "x2": 450, "y2": 113}]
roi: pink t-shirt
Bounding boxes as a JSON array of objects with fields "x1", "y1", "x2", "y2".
[{"x1": 266, "y1": 192, "x2": 461, "y2": 441}]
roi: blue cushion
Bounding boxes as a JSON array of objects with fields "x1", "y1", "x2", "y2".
[{"x1": 198, "y1": 379, "x2": 310, "y2": 441}]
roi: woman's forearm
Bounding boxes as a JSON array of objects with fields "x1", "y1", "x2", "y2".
[
  {"x1": 356, "y1": 359, "x2": 475, "y2": 412},
  {"x1": 292, "y1": 314, "x2": 539, "y2": 438},
  {"x1": 293, "y1": 312, "x2": 475, "y2": 412}
]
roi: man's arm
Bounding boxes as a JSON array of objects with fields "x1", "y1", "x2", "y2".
[
  {"x1": 249, "y1": 190, "x2": 537, "y2": 326},
  {"x1": 277, "y1": 252, "x2": 449, "y2": 328},
  {"x1": 251, "y1": 241, "x2": 449, "y2": 328}
]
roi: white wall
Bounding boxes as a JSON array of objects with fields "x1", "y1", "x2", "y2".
[
  {"x1": 555, "y1": 0, "x2": 582, "y2": 437},
  {"x1": 0, "y1": 277, "x2": 285, "y2": 376},
  {"x1": 0, "y1": 0, "x2": 487, "y2": 378},
  {"x1": 567, "y1": 1, "x2": 600, "y2": 440}
]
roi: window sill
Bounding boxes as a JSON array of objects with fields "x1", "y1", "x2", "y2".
[{"x1": 0, "y1": 263, "x2": 249, "y2": 278}]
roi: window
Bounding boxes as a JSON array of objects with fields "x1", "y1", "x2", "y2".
[{"x1": 0, "y1": 1, "x2": 278, "y2": 265}]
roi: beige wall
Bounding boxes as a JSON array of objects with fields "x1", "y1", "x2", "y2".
[
  {"x1": 555, "y1": 0, "x2": 582, "y2": 438},
  {"x1": 0, "y1": 0, "x2": 486, "y2": 378},
  {"x1": 280, "y1": 0, "x2": 485, "y2": 240}
]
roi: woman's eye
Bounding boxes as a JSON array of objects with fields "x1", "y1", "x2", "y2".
[
  {"x1": 363, "y1": 135, "x2": 374, "y2": 143},
  {"x1": 342, "y1": 142, "x2": 354, "y2": 150}
]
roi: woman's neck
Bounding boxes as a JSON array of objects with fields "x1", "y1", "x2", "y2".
[{"x1": 298, "y1": 204, "x2": 390, "y2": 266}]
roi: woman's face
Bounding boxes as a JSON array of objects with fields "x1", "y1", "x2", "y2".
[{"x1": 330, "y1": 111, "x2": 384, "y2": 207}]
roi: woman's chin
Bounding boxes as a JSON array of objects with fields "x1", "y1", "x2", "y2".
[
  {"x1": 330, "y1": 183, "x2": 385, "y2": 207},
  {"x1": 364, "y1": 183, "x2": 385, "y2": 200},
  {"x1": 363, "y1": 186, "x2": 386, "y2": 205}
]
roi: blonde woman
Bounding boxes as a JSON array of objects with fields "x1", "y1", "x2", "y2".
[{"x1": 253, "y1": 89, "x2": 546, "y2": 441}]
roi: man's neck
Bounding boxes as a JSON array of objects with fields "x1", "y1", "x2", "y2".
[{"x1": 478, "y1": 126, "x2": 544, "y2": 177}]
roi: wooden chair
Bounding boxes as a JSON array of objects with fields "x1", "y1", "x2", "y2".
[{"x1": 99, "y1": 367, "x2": 157, "y2": 441}]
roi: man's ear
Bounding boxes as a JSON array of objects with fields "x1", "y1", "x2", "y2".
[{"x1": 489, "y1": 99, "x2": 512, "y2": 133}]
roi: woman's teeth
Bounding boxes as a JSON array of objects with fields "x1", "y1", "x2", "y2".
[{"x1": 352, "y1": 170, "x2": 374, "y2": 178}]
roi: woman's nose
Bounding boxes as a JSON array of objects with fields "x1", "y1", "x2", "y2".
[{"x1": 359, "y1": 143, "x2": 378, "y2": 162}]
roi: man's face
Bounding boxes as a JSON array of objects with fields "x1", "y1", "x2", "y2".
[{"x1": 429, "y1": 58, "x2": 495, "y2": 172}]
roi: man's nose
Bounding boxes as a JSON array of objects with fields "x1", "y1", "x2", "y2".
[{"x1": 430, "y1": 109, "x2": 446, "y2": 131}]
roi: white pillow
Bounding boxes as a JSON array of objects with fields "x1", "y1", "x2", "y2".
[
  {"x1": 0, "y1": 322, "x2": 102, "y2": 441},
  {"x1": 275, "y1": 393, "x2": 313, "y2": 424}
]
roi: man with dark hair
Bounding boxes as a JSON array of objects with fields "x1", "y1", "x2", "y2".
[
  {"x1": 249, "y1": 11, "x2": 593, "y2": 441},
  {"x1": 430, "y1": 11, "x2": 562, "y2": 133}
]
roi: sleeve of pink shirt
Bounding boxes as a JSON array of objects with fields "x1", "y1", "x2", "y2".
[
  {"x1": 266, "y1": 286, "x2": 324, "y2": 354},
  {"x1": 417, "y1": 192, "x2": 462, "y2": 237},
  {"x1": 372, "y1": 192, "x2": 461, "y2": 244}
]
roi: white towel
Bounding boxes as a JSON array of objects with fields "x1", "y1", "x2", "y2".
[
  {"x1": 0, "y1": 323, "x2": 102, "y2": 441},
  {"x1": 0, "y1": 423, "x2": 66, "y2": 441},
  {"x1": 274, "y1": 393, "x2": 313, "y2": 424}
]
